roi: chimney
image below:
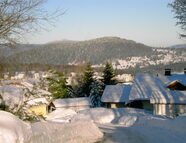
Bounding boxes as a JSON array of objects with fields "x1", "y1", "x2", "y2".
[
  {"x1": 165, "y1": 69, "x2": 171, "y2": 76},
  {"x1": 184, "y1": 68, "x2": 186, "y2": 74}
]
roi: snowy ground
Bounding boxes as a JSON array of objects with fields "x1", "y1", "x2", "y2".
[
  {"x1": 31, "y1": 121, "x2": 103, "y2": 143},
  {"x1": 99, "y1": 115, "x2": 186, "y2": 143},
  {"x1": 1, "y1": 108, "x2": 186, "y2": 143},
  {"x1": 46, "y1": 108, "x2": 186, "y2": 143}
]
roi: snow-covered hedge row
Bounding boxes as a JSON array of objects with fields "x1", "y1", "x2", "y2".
[{"x1": 0, "y1": 111, "x2": 103, "y2": 143}]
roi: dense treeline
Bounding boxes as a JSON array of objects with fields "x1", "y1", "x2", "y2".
[
  {"x1": 1, "y1": 61, "x2": 186, "y2": 77},
  {"x1": 47, "y1": 63, "x2": 117, "y2": 107},
  {"x1": 0, "y1": 63, "x2": 86, "y2": 75}
]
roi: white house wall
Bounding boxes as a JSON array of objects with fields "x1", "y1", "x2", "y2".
[{"x1": 154, "y1": 104, "x2": 186, "y2": 117}]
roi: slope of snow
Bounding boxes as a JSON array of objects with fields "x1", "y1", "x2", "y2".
[
  {"x1": 46, "y1": 108, "x2": 77, "y2": 123},
  {"x1": 118, "y1": 115, "x2": 138, "y2": 127},
  {"x1": 0, "y1": 111, "x2": 32, "y2": 143},
  {"x1": 1, "y1": 107, "x2": 186, "y2": 143},
  {"x1": 31, "y1": 121, "x2": 103, "y2": 143},
  {"x1": 53, "y1": 97, "x2": 91, "y2": 108},
  {"x1": 99, "y1": 114, "x2": 186, "y2": 143},
  {"x1": 130, "y1": 115, "x2": 186, "y2": 143},
  {"x1": 27, "y1": 98, "x2": 49, "y2": 106},
  {"x1": 71, "y1": 108, "x2": 152, "y2": 124},
  {"x1": 0, "y1": 111, "x2": 103, "y2": 143}
]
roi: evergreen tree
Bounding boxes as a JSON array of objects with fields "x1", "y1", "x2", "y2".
[
  {"x1": 89, "y1": 80, "x2": 103, "y2": 107},
  {"x1": 102, "y1": 62, "x2": 117, "y2": 87},
  {"x1": 47, "y1": 71, "x2": 69, "y2": 99},
  {"x1": 78, "y1": 64, "x2": 94, "y2": 97}
]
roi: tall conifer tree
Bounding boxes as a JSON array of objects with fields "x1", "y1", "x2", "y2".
[
  {"x1": 47, "y1": 71, "x2": 69, "y2": 99},
  {"x1": 102, "y1": 62, "x2": 117, "y2": 87},
  {"x1": 78, "y1": 64, "x2": 94, "y2": 97}
]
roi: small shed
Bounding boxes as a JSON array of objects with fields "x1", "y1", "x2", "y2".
[
  {"x1": 53, "y1": 97, "x2": 92, "y2": 111},
  {"x1": 27, "y1": 98, "x2": 50, "y2": 117},
  {"x1": 101, "y1": 85, "x2": 131, "y2": 108}
]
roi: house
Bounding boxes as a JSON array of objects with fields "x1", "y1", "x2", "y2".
[
  {"x1": 167, "y1": 80, "x2": 186, "y2": 90},
  {"x1": 52, "y1": 97, "x2": 92, "y2": 111},
  {"x1": 130, "y1": 73, "x2": 186, "y2": 117},
  {"x1": 27, "y1": 98, "x2": 50, "y2": 117},
  {"x1": 101, "y1": 85, "x2": 131, "y2": 108},
  {"x1": 101, "y1": 70, "x2": 186, "y2": 117},
  {"x1": 129, "y1": 74, "x2": 155, "y2": 111}
]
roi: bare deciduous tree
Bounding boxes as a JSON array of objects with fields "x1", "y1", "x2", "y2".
[
  {"x1": 0, "y1": 0, "x2": 63, "y2": 45},
  {"x1": 169, "y1": 0, "x2": 186, "y2": 38}
]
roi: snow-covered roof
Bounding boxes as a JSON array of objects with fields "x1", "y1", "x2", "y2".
[
  {"x1": 130, "y1": 74, "x2": 186, "y2": 104},
  {"x1": 101, "y1": 85, "x2": 131, "y2": 103},
  {"x1": 46, "y1": 108, "x2": 77, "y2": 122},
  {"x1": 27, "y1": 98, "x2": 49, "y2": 106},
  {"x1": 53, "y1": 97, "x2": 92, "y2": 108},
  {"x1": 129, "y1": 74, "x2": 156, "y2": 101}
]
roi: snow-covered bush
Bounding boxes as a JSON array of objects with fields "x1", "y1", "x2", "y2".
[{"x1": 4, "y1": 81, "x2": 51, "y2": 121}]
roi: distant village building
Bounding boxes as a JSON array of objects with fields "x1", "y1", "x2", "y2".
[
  {"x1": 115, "y1": 74, "x2": 134, "y2": 83},
  {"x1": 67, "y1": 72, "x2": 78, "y2": 86},
  {"x1": 2, "y1": 71, "x2": 52, "y2": 80},
  {"x1": 33, "y1": 73, "x2": 40, "y2": 79},
  {"x1": 3, "y1": 72, "x2": 9, "y2": 79},
  {"x1": 53, "y1": 97, "x2": 92, "y2": 111}
]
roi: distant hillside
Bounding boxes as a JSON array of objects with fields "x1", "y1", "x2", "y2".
[
  {"x1": 1, "y1": 37, "x2": 186, "y2": 73},
  {"x1": 167, "y1": 44, "x2": 186, "y2": 49},
  {"x1": 2, "y1": 37, "x2": 154, "y2": 64}
]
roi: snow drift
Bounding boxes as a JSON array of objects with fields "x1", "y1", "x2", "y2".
[
  {"x1": 46, "y1": 108, "x2": 77, "y2": 123},
  {"x1": 71, "y1": 107, "x2": 151, "y2": 125},
  {"x1": 31, "y1": 121, "x2": 103, "y2": 143},
  {"x1": 0, "y1": 111, "x2": 103, "y2": 143},
  {"x1": 0, "y1": 111, "x2": 32, "y2": 143}
]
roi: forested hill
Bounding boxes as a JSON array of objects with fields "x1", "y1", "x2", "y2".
[
  {"x1": 1, "y1": 37, "x2": 154, "y2": 64},
  {"x1": 1, "y1": 37, "x2": 186, "y2": 73}
]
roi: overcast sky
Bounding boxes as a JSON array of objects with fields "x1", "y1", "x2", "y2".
[{"x1": 26, "y1": 0, "x2": 186, "y2": 47}]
